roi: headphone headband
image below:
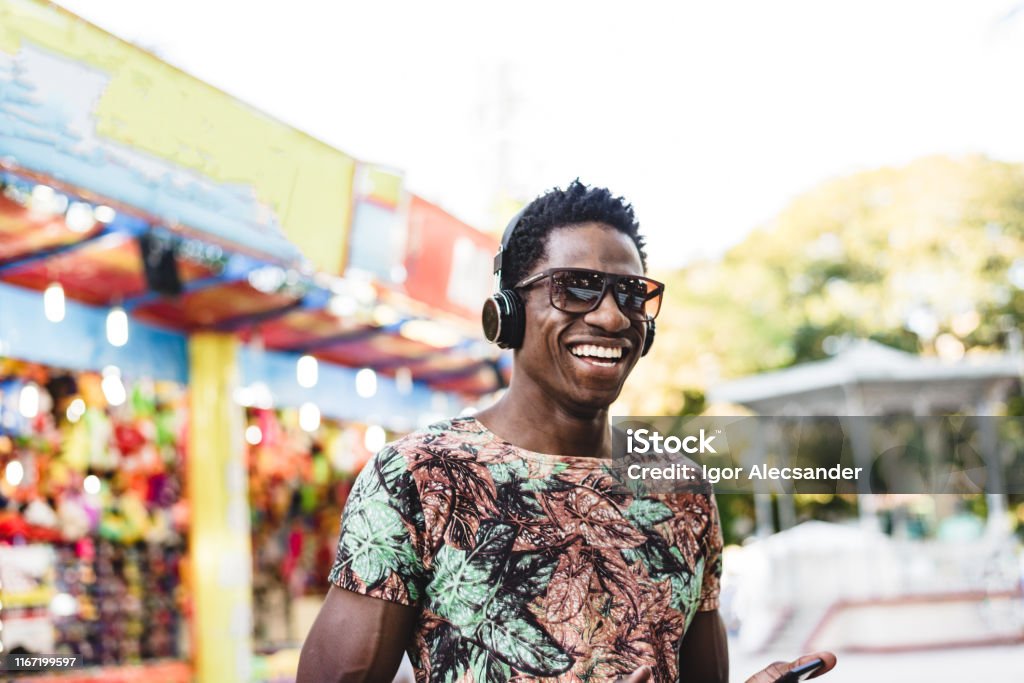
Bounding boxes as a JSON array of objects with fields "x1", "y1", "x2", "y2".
[{"x1": 493, "y1": 206, "x2": 529, "y2": 291}]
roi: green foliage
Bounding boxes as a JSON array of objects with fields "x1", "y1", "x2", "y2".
[{"x1": 620, "y1": 155, "x2": 1024, "y2": 415}]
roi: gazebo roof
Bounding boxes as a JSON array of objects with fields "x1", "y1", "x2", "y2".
[{"x1": 709, "y1": 340, "x2": 1022, "y2": 409}]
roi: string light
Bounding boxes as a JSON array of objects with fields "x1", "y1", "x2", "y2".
[
  {"x1": 18, "y1": 384, "x2": 40, "y2": 418},
  {"x1": 64, "y1": 202, "x2": 96, "y2": 233},
  {"x1": 247, "y1": 266, "x2": 286, "y2": 293},
  {"x1": 66, "y1": 398, "x2": 86, "y2": 423},
  {"x1": 299, "y1": 402, "x2": 321, "y2": 432},
  {"x1": 296, "y1": 355, "x2": 318, "y2": 388},
  {"x1": 355, "y1": 368, "x2": 377, "y2": 398},
  {"x1": 50, "y1": 593, "x2": 77, "y2": 618},
  {"x1": 327, "y1": 294, "x2": 358, "y2": 317},
  {"x1": 101, "y1": 366, "x2": 127, "y2": 406},
  {"x1": 245, "y1": 425, "x2": 263, "y2": 445},
  {"x1": 4, "y1": 461, "x2": 24, "y2": 486},
  {"x1": 364, "y1": 425, "x2": 386, "y2": 452},
  {"x1": 371, "y1": 304, "x2": 400, "y2": 326},
  {"x1": 93, "y1": 205, "x2": 116, "y2": 224},
  {"x1": 235, "y1": 382, "x2": 275, "y2": 410},
  {"x1": 83, "y1": 474, "x2": 101, "y2": 495},
  {"x1": 44, "y1": 282, "x2": 65, "y2": 322},
  {"x1": 106, "y1": 306, "x2": 129, "y2": 347},
  {"x1": 30, "y1": 184, "x2": 66, "y2": 215}
]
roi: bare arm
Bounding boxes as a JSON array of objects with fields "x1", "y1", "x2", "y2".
[
  {"x1": 677, "y1": 610, "x2": 729, "y2": 683},
  {"x1": 296, "y1": 585, "x2": 419, "y2": 683}
]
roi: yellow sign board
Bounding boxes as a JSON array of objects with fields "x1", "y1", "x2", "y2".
[{"x1": 0, "y1": 0, "x2": 355, "y2": 273}]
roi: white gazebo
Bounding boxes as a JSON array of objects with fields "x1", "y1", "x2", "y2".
[{"x1": 708, "y1": 340, "x2": 1022, "y2": 536}]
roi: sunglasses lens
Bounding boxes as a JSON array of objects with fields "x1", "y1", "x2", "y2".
[
  {"x1": 614, "y1": 277, "x2": 662, "y2": 321},
  {"x1": 548, "y1": 270, "x2": 663, "y2": 320},
  {"x1": 551, "y1": 270, "x2": 605, "y2": 313}
]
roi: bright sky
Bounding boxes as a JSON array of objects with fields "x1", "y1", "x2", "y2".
[{"x1": 55, "y1": 0, "x2": 1024, "y2": 268}]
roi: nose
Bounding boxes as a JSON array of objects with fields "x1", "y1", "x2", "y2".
[{"x1": 583, "y1": 287, "x2": 632, "y2": 333}]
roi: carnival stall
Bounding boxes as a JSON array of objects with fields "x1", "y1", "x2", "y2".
[{"x1": 0, "y1": 3, "x2": 503, "y2": 682}]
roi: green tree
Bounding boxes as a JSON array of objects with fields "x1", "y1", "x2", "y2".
[{"x1": 619, "y1": 155, "x2": 1024, "y2": 416}]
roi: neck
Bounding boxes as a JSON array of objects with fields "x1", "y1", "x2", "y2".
[{"x1": 475, "y1": 379, "x2": 612, "y2": 458}]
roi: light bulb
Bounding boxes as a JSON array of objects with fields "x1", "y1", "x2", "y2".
[
  {"x1": 297, "y1": 355, "x2": 318, "y2": 388},
  {"x1": 44, "y1": 282, "x2": 65, "y2": 322},
  {"x1": 50, "y1": 592, "x2": 78, "y2": 618},
  {"x1": 328, "y1": 294, "x2": 358, "y2": 317},
  {"x1": 93, "y1": 205, "x2": 116, "y2": 224},
  {"x1": 101, "y1": 366, "x2": 126, "y2": 406},
  {"x1": 66, "y1": 398, "x2": 86, "y2": 423},
  {"x1": 247, "y1": 266, "x2": 286, "y2": 293},
  {"x1": 245, "y1": 425, "x2": 263, "y2": 445},
  {"x1": 299, "y1": 402, "x2": 321, "y2": 432},
  {"x1": 64, "y1": 202, "x2": 96, "y2": 233},
  {"x1": 30, "y1": 184, "x2": 66, "y2": 215},
  {"x1": 364, "y1": 425, "x2": 386, "y2": 452},
  {"x1": 106, "y1": 306, "x2": 129, "y2": 347},
  {"x1": 18, "y1": 384, "x2": 40, "y2": 418},
  {"x1": 355, "y1": 368, "x2": 377, "y2": 398},
  {"x1": 250, "y1": 382, "x2": 273, "y2": 410},
  {"x1": 4, "y1": 461, "x2": 24, "y2": 486},
  {"x1": 83, "y1": 474, "x2": 101, "y2": 495}
]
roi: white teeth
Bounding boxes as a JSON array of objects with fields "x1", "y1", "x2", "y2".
[{"x1": 569, "y1": 344, "x2": 623, "y2": 359}]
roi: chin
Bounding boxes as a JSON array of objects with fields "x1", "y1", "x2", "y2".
[
  {"x1": 568, "y1": 371, "x2": 637, "y2": 409},
  {"x1": 567, "y1": 385, "x2": 624, "y2": 413}
]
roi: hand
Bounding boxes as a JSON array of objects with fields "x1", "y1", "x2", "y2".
[
  {"x1": 614, "y1": 665, "x2": 653, "y2": 682},
  {"x1": 745, "y1": 651, "x2": 837, "y2": 682}
]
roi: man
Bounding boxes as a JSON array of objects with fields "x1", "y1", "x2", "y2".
[{"x1": 297, "y1": 182, "x2": 836, "y2": 682}]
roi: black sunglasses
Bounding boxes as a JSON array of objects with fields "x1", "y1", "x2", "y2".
[{"x1": 514, "y1": 268, "x2": 665, "y2": 321}]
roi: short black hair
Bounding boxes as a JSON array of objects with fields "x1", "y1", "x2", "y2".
[{"x1": 501, "y1": 180, "x2": 648, "y2": 288}]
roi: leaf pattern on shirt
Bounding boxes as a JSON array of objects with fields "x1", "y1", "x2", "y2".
[
  {"x1": 667, "y1": 497, "x2": 712, "y2": 571},
  {"x1": 545, "y1": 544, "x2": 596, "y2": 623},
  {"x1": 551, "y1": 487, "x2": 646, "y2": 549},
  {"x1": 330, "y1": 418, "x2": 723, "y2": 683},
  {"x1": 410, "y1": 441, "x2": 498, "y2": 552}
]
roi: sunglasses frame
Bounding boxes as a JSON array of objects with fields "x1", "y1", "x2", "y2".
[{"x1": 514, "y1": 267, "x2": 665, "y2": 322}]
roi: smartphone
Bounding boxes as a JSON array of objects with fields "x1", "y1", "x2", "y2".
[{"x1": 774, "y1": 658, "x2": 825, "y2": 682}]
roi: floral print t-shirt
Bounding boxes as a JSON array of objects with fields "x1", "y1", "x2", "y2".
[{"x1": 328, "y1": 417, "x2": 723, "y2": 683}]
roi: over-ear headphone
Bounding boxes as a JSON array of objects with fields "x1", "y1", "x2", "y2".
[{"x1": 481, "y1": 209, "x2": 655, "y2": 356}]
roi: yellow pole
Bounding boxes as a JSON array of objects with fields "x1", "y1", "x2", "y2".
[{"x1": 187, "y1": 332, "x2": 252, "y2": 682}]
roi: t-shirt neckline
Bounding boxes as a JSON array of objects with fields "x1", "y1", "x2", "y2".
[{"x1": 463, "y1": 415, "x2": 614, "y2": 465}]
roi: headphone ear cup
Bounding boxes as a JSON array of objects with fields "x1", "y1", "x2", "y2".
[
  {"x1": 502, "y1": 289, "x2": 526, "y2": 348},
  {"x1": 481, "y1": 290, "x2": 526, "y2": 349},
  {"x1": 641, "y1": 319, "x2": 656, "y2": 357}
]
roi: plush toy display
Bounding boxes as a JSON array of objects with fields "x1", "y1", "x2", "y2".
[
  {"x1": 246, "y1": 408, "x2": 384, "y2": 648},
  {"x1": 1, "y1": 361, "x2": 403, "y2": 665},
  {"x1": 0, "y1": 365, "x2": 186, "y2": 665}
]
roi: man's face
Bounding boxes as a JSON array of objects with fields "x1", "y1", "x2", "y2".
[{"x1": 515, "y1": 222, "x2": 648, "y2": 413}]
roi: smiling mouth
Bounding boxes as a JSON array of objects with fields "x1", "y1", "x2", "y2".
[{"x1": 567, "y1": 343, "x2": 626, "y2": 368}]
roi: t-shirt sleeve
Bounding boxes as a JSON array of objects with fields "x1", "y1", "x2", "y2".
[
  {"x1": 327, "y1": 445, "x2": 428, "y2": 606},
  {"x1": 698, "y1": 492, "x2": 724, "y2": 612}
]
